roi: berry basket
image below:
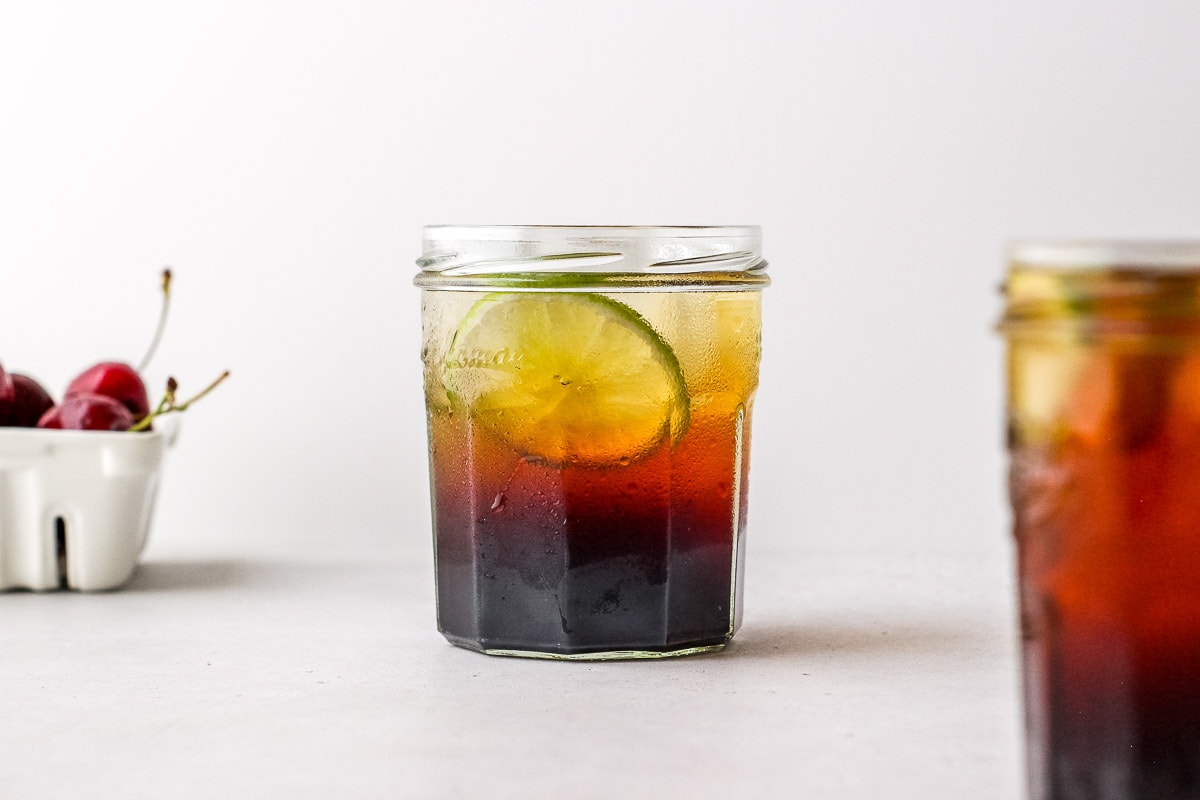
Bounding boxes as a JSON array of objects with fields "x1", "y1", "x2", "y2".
[{"x1": 0, "y1": 426, "x2": 174, "y2": 591}]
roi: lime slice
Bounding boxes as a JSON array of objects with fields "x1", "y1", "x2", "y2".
[{"x1": 443, "y1": 293, "x2": 689, "y2": 466}]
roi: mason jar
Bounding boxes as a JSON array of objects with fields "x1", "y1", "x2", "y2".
[
  {"x1": 1000, "y1": 241, "x2": 1200, "y2": 799},
  {"x1": 416, "y1": 225, "x2": 768, "y2": 659}
]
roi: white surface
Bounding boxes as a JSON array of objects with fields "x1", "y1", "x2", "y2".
[
  {"x1": 2, "y1": 2, "x2": 1199, "y2": 557},
  {"x1": 0, "y1": 546, "x2": 1022, "y2": 799}
]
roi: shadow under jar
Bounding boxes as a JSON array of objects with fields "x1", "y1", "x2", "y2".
[
  {"x1": 416, "y1": 226, "x2": 768, "y2": 659},
  {"x1": 1000, "y1": 241, "x2": 1200, "y2": 800}
]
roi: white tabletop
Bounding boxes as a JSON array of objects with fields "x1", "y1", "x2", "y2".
[{"x1": 0, "y1": 545, "x2": 1022, "y2": 799}]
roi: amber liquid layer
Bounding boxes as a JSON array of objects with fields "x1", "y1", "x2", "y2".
[
  {"x1": 1010, "y1": 338, "x2": 1200, "y2": 799},
  {"x1": 422, "y1": 290, "x2": 761, "y2": 657}
]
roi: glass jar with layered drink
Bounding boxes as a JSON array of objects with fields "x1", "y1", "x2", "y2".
[
  {"x1": 416, "y1": 226, "x2": 767, "y2": 659},
  {"x1": 1001, "y1": 241, "x2": 1200, "y2": 799}
]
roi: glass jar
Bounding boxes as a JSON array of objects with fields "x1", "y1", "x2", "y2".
[
  {"x1": 416, "y1": 226, "x2": 768, "y2": 659},
  {"x1": 1000, "y1": 241, "x2": 1200, "y2": 799}
]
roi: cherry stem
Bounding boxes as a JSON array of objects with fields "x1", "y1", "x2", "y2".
[
  {"x1": 136, "y1": 268, "x2": 172, "y2": 373},
  {"x1": 129, "y1": 370, "x2": 229, "y2": 432},
  {"x1": 173, "y1": 371, "x2": 228, "y2": 411}
]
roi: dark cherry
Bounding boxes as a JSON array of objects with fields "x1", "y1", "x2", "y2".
[
  {"x1": 65, "y1": 362, "x2": 150, "y2": 420},
  {"x1": 0, "y1": 362, "x2": 13, "y2": 419},
  {"x1": 37, "y1": 393, "x2": 134, "y2": 431},
  {"x1": 6, "y1": 374, "x2": 55, "y2": 427}
]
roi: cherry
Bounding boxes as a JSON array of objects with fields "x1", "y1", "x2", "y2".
[
  {"x1": 6, "y1": 268, "x2": 228, "y2": 433},
  {"x1": 60, "y1": 269, "x2": 170, "y2": 422},
  {"x1": 37, "y1": 393, "x2": 134, "y2": 431},
  {"x1": 65, "y1": 362, "x2": 150, "y2": 420},
  {"x1": 7, "y1": 374, "x2": 55, "y2": 427},
  {"x1": 0, "y1": 362, "x2": 14, "y2": 419}
]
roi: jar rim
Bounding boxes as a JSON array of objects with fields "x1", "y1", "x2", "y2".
[
  {"x1": 417, "y1": 224, "x2": 767, "y2": 286},
  {"x1": 1001, "y1": 243, "x2": 1200, "y2": 338},
  {"x1": 423, "y1": 224, "x2": 760, "y2": 240},
  {"x1": 1009, "y1": 240, "x2": 1200, "y2": 270}
]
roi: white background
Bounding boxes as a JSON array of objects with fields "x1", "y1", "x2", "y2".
[{"x1": 2, "y1": 0, "x2": 1199, "y2": 560}]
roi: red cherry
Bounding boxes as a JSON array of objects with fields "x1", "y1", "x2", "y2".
[
  {"x1": 37, "y1": 393, "x2": 134, "y2": 431},
  {"x1": 0, "y1": 363, "x2": 14, "y2": 419},
  {"x1": 65, "y1": 362, "x2": 150, "y2": 420},
  {"x1": 6, "y1": 374, "x2": 55, "y2": 427}
]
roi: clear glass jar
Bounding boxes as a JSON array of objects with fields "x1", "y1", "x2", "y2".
[
  {"x1": 416, "y1": 226, "x2": 768, "y2": 659},
  {"x1": 1000, "y1": 241, "x2": 1200, "y2": 799}
]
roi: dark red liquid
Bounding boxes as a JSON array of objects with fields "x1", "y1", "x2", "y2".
[
  {"x1": 1011, "y1": 351, "x2": 1200, "y2": 799},
  {"x1": 428, "y1": 403, "x2": 750, "y2": 656}
]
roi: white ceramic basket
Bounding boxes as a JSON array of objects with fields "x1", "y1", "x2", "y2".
[{"x1": 0, "y1": 426, "x2": 172, "y2": 591}]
